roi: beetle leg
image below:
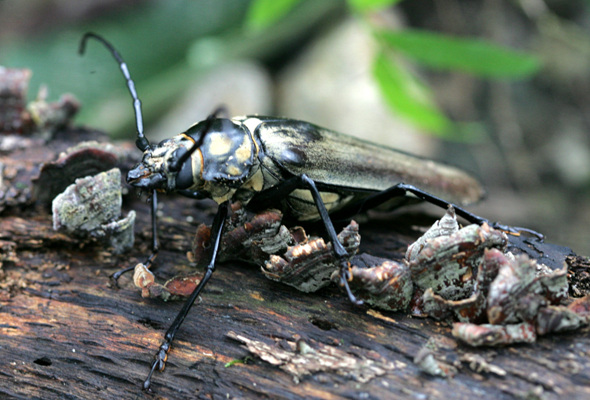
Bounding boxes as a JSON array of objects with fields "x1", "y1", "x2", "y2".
[
  {"x1": 359, "y1": 183, "x2": 544, "y2": 240},
  {"x1": 250, "y1": 175, "x2": 363, "y2": 305},
  {"x1": 143, "y1": 200, "x2": 230, "y2": 392},
  {"x1": 111, "y1": 189, "x2": 160, "y2": 283}
]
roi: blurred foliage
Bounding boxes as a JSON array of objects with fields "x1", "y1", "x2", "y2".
[
  {"x1": 347, "y1": 0, "x2": 404, "y2": 13},
  {"x1": 372, "y1": 50, "x2": 451, "y2": 134},
  {"x1": 245, "y1": 0, "x2": 302, "y2": 31},
  {"x1": 0, "y1": 0, "x2": 540, "y2": 141},
  {"x1": 246, "y1": 0, "x2": 540, "y2": 140},
  {"x1": 0, "y1": 0, "x2": 254, "y2": 136},
  {"x1": 375, "y1": 29, "x2": 539, "y2": 78}
]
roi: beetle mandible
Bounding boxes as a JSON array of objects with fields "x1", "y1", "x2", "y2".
[{"x1": 79, "y1": 32, "x2": 541, "y2": 391}]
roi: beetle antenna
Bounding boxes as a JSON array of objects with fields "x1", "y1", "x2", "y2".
[{"x1": 79, "y1": 32, "x2": 151, "y2": 152}]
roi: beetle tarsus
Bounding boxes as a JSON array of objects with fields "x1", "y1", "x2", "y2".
[
  {"x1": 110, "y1": 249, "x2": 158, "y2": 284},
  {"x1": 143, "y1": 348, "x2": 166, "y2": 391},
  {"x1": 340, "y1": 262, "x2": 363, "y2": 305},
  {"x1": 110, "y1": 266, "x2": 134, "y2": 285}
]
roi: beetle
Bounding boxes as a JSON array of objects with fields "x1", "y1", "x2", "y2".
[{"x1": 79, "y1": 33, "x2": 541, "y2": 391}]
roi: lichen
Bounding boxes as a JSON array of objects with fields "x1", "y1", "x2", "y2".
[{"x1": 52, "y1": 168, "x2": 134, "y2": 254}]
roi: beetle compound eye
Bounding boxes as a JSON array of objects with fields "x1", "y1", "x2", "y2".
[
  {"x1": 175, "y1": 156, "x2": 194, "y2": 190},
  {"x1": 167, "y1": 148, "x2": 187, "y2": 172}
]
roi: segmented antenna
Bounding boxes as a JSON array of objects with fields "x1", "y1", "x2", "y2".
[{"x1": 79, "y1": 32, "x2": 151, "y2": 152}]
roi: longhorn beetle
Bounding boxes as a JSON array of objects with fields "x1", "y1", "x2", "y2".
[{"x1": 79, "y1": 33, "x2": 541, "y2": 391}]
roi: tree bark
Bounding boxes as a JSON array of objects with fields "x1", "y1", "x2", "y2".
[{"x1": 1, "y1": 129, "x2": 588, "y2": 400}]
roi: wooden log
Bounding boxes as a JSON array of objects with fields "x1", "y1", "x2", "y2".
[{"x1": 1, "y1": 130, "x2": 589, "y2": 400}]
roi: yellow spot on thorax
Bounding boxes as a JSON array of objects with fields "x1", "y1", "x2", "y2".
[
  {"x1": 207, "y1": 134, "x2": 233, "y2": 156},
  {"x1": 235, "y1": 137, "x2": 252, "y2": 164}
]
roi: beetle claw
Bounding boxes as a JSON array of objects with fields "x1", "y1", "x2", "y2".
[
  {"x1": 489, "y1": 222, "x2": 544, "y2": 241},
  {"x1": 340, "y1": 262, "x2": 363, "y2": 306},
  {"x1": 110, "y1": 265, "x2": 135, "y2": 284}
]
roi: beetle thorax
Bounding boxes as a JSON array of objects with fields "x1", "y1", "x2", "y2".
[{"x1": 197, "y1": 126, "x2": 260, "y2": 203}]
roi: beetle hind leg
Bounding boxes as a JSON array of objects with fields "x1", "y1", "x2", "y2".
[
  {"x1": 360, "y1": 183, "x2": 544, "y2": 240},
  {"x1": 338, "y1": 261, "x2": 361, "y2": 304}
]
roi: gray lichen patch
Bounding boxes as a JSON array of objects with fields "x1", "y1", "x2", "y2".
[
  {"x1": 451, "y1": 252, "x2": 589, "y2": 347},
  {"x1": 52, "y1": 168, "x2": 121, "y2": 232},
  {"x1": 52, "y1": 168, "x2": 134, "y2": 254},
  {"x1": 486, "y1": 251, "x2": 568, "y2": 325},
  {"x1": 409, "y1": 222, "x2": 508, "y2": 301}
]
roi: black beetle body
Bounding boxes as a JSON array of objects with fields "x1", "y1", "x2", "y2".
[{"x1": 128, "y1": 115, "x2": 484, "y2": 221}]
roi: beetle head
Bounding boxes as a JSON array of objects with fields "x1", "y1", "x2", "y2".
[{"x1": 127, "y1": 135, "x2": 195, "y2": 192}]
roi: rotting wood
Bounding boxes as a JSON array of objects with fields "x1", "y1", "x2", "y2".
[{"x1": 1, "y1": 129, "x2": 589, "y2": 400}]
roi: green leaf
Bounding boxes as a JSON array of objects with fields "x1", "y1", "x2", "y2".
[
  {"x1": 347, "y1": 0, "x2": 403, "y2": 13},
  {"x1": 372, "y1": 52, "x2": 481, "y2": 141},
  {"x1": 373, "y1": 52, "x2": 449, "y2": 133},
  {"x1": 245, "y1": 0, "x2": 302, "y2": 31},
  {"x1": 377, "y1": 29, "x2": 540, "y2": 78}
]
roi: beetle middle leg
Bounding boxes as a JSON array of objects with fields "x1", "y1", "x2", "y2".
[{"x1": 249, "y1": 174, "x2": 363, "y2": 305}]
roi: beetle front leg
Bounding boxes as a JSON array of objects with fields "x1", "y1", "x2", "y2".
[
  {"x1": 143, "y1": 200, "x2": 230, "y2": 391},
  {"x1": 112, "y1": 189, "x2": 160, "y2": 282}
]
